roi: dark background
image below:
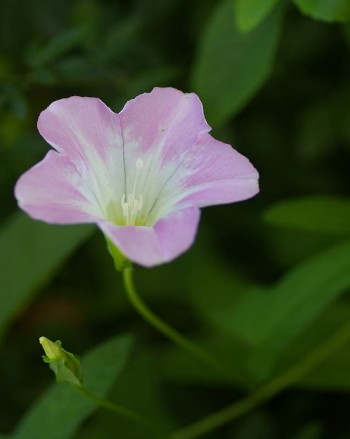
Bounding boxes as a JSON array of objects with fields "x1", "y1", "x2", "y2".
[{"x1": 1, "y1": 0, "x2": 350, "y2": 438}]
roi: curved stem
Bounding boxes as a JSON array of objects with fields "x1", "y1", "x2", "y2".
[
  {"x1": 74, "y1": 385, "x2": 160, "y2": 435},
  {"x1": 171, "y1": 319, "x2": 350, "y2": 439},
  {"x1": 122, "y1": 267, "x2": 232, "y2": 378}
]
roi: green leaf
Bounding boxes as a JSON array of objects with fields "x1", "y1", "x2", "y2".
[
  {"x1": 189, "y1": 255, "x2": 254, "y2": 342},
  {"x1": 102, "y1": 17, "x2": 140, "y2": 62},
  {"x1": 75, "y1": 347, "x2": 175, "y2": 439},
  {"x1": 189, "y1": 240, "x2": 350, "y2": 379},
  {"x1": 236, "y1": 240, "x2": 350, "y2": 376},
  {"x1": 7, "y1": 86, "x2": 27, "y2": 119},
  {"x1": 53, "y1": 57, "x2": 103, "y2": 84},
  {"x1": 292, "y1": 423, "x2": 324, "y2": 439},
  {"x1": 294, "y1": 0, "x2": 350, "y2": 22},
  {"x1": 277, "y1": 303, "x2": 350, "y2": 391},
  {"x1": 0, "y1": 213, "x2": 93, "y2": 343},
  {"x1": 190, "y1": 0, "x2": 284, "y2": 126},
  {"x1": 230, "y1": 412, "x2": 275, "y2": 439},
  {"x1": 294, "y1": 89, "x2": 350, "y2": 162},
  {"x1": 263, "y1": 195, "x2": 350, "y2": 235},
  {"x1": 344, "y1": 24, "x2": 350, "y2": 46},
  {"x1": 28, "y1": 26, "x2": 87, "y2": 66},
  {"x1": 234, "y1": 0, "x2": 280, "y2": 32},
  {"x1": 298, "y1": 341, "x2": 350, "y2": 391},
  {"x1": 161, "y1": 332, "x2": 252, "y2": 388},
  {"x1": 11, "y1": 334, "x2": 134, "y2": 439}
]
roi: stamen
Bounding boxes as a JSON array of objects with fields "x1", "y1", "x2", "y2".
[
  {"x1": 120, "y1": 158, "x2": 145, "y2": 225},
  {"x1": 138, "y1": 195, "x2": 143, "y2": 210},
  {"x1": 121, "y1": 194, "x2": 127, "y2": 216},
  {"x1": 121, "y1": 193, "x2": 144, "y2": 225},
  {"x1": 136, "y1": 158, "x2": 144, "y2": 169}
]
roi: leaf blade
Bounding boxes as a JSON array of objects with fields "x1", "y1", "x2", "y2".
[
  {"x1": 263, "y1": 195, "x2": 350, "y2": 235},
  {"x1": 12, "y1": 334, "x2": 134, "y2": 439},
  {"x1": 191, "y1": 0, "x2": 283, "y2": 126},
  {"x1": 28, "y1": 26, "x2": 88, "y2": 67},
  {"x1": 294, "y1": 0, "x2": 350, "y2": 23},
  {"x1": 0, "y1": 213, "x2": 93, "y2": 342},
  {"x1": 234, "y1": 0, "x2": 280, "y2": 32},
  {"x1": 189, "y1": 240, "x2": 350, "y2": 379}
]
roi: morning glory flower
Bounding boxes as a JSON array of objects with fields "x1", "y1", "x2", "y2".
[{"x1": 15, "y1": 87, "x2": 259, "y2": 267}]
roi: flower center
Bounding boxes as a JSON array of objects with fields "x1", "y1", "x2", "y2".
[{"x1": 121, "y1": 158, "x2": 144, "y2": 225}]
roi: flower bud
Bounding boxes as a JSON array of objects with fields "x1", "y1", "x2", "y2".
[
  {"x1": 39, "y1": 336, "x2": 65, "y2": 361},
  {"x1": 39, "y1": 337, "x2": 83, "y2": 387}
]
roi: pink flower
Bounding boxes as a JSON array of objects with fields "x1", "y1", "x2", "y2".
[{"x1": 15, "y1": 87, "x2": 259, "y2": 267}]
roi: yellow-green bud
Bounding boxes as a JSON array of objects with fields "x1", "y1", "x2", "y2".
[
  {"x1": 39, "y1": 336, "x2": 65, "y2": 361},
  {"x1": 39, "y1": 336, "x2": 83, "y2": 386}
]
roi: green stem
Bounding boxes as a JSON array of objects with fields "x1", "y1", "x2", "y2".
[
  {"x1": 74, "y1": 385, "x2": 160, "y2": 435},
  {"x1": 122, "y1": 267, "x2": 232, "y2": 378},
  {"x1": 171, "y1": 320, "x2": 350, "y2": 439}
]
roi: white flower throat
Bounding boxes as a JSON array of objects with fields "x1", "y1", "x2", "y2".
[{"x1": 121, "y1": 158, "x2": 144, "y2": 225}]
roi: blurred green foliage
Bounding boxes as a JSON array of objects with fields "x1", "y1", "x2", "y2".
[
  {"x1": 0, "y1": 0, "x2": 350, "y2": 438},
  {"x1": 13, "y1": 334, "x2": 134, "y2": 439}
]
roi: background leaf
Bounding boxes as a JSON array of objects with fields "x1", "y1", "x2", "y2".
[
  {"x1": 263, "y1": 195, "x2": 350, "y2": 235},
  {"x1": 191, "y1": 0, "x2": 284, "y2": 126},
  {"x1": 276, "y1": 303, "x2": 350, "y2": 391},
  {"x1": 294, "y1": 89, "x2": 350, "y2": 162},
  {"x1": 0, "y1": 213, "x2": 93, "y2": 343},
  {"x1": 11, "y1": 334, "x2": 134, "y2": 439},
  {"x1": 75, "y1": 347, "x2": 176, "y2": 439},
  {"x1": 292, "y1": 423, "x2": 324, "y2": 439},
  {"x1": 190, "y1": 241, "x2": 350, "y2": 379},
  {"x1": 234, "y1": 0, "x2": 280, "y2": 32},
  {"x1": 27, "y1": 26, "x2": 88, "y2": 67},
  {"x1": 294, "y1": 0, "x2": 350, "y2": 22},
  {"x1": 239, "y1": 240, "x2": 350, "y2": 376},
  {"x1": 2, "y1": 0, "x2": 350, "y2": 436}
]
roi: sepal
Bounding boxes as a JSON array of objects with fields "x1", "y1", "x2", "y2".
[{"x1": 105, "y1": 237, "x2": 132, "y2": 271}]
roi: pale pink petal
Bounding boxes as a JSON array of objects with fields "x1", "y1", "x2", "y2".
[
  {"x1": 116, "y1": 88, "x2": 211, "y2": 226},
  {"x1": 15, "y1": 88, "x2": 260, "y2": 268},
  {"x1": 177, "y1": 132, "x2": 259, "y2": 207},
  {"x1": 153, "y1": 206, "x2": 200, "y2": 261},
  {"x1": 14, "y1": 151, "x2": 101, "y2": 224},
  {"x1": 98, "y1": 223, "x2": 162, "y2": 267},
  {"x1": 98, "y1": 207, "x2": 200, "y2": 267},
  {"x1": 119, "y1": 87, "x2": 210, "y2": 163},
  {"x1": 37, "y1": 97, "x2": 125, "y2": 217},
  {"x1": 37, "y1": 96, "x2": 122, "y2": 163}
]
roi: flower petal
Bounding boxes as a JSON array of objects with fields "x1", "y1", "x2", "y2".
[
  {"x1": 14, "y1": 150, "x2": 100, "y2": 224},
  {"x1": 37, "y1": 96, "x2": 126, "y2": 219},
  {"x1": 178, "y1": 132, "x2": 259, "y2": 207},
  {"x1": 117, "y1": 87, "x2": 211, "y2": 225},
  {"x1": 153, "y1": 206, "x2": 201, "y2": 262},
  {"x1": 119, "y1": 87, "x2": 210, "y2": 162},
  {"x1": 15, "y1": 89, "x2": 259, "y2": 268},
  {"x1": 98, "y1": 223, "x2": 162, "y2": 267},
  {"x1": 99, "y1": 207, "x2": 200, "y2": 267},
  {"x1": 37, "y1": 96, "x2": 122, "y2": 163}
]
